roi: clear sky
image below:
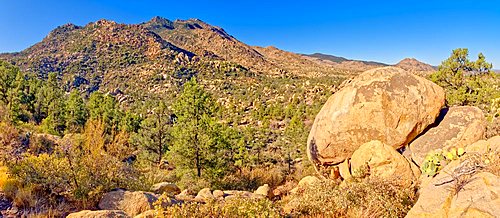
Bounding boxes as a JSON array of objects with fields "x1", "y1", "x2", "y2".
[{"x1": 1, "y1": 0, "x2": 500, "y2": 66}]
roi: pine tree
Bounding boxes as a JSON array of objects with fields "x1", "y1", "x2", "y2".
[
  {"x1": 6, "y1": 71, "x2": 30, "y2": 122},
  {"x1": 87, "y1": 91, "x2": 123, "y2": 133},
  {"x1": 65, "y1": 90, "x2": 87, "y2": 133},
  {"x1": 169, "y1": 78, "x2": 228, "y2": 178},
  {"x1": 40, "y1": 73, "x2": 66, "y2": 135},
  {"x1": 284, "y1": 109, "x2": 305, "y2": 174},
  {"x1": 133, "y1": 101, "x2": 172, "y2": 165},
  {"x1": 0, "y1": 61, "x2": 19, "y2": 106}
]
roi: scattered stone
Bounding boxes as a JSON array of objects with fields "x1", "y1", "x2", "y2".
[
  {"x1": 174, "y1": 189, "x2": 195, "y2": 202},
  {"x1": 307, "y1": 67, "x2": 444, "y2": 169},
  {"x1": 213, "y1": 190, "x2": 224, "y2": 199},
  {"x1": 338, "y1": 159, "x2": 352, "y2": 181},
  {"x1": 98, "y1": 190, "x2": 157, "y2": 217},
  {"x1": 133, "y1": 210, "x2": 156, "y2": 218}
]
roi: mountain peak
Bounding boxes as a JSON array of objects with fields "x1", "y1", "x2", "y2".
[
  {"x1": 395, "y1": 57, "x2": 436, "y2": 76},
  {"x1": 47, "y1": 23, "x2": 81, "y2": 38},
  {"x1": 143, "y1": 16, "x2": 174, "y2": 31}
]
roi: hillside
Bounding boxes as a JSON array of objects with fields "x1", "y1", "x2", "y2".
[{"x1": 395, "y1": 58, "x2": 436, "y2": 76}]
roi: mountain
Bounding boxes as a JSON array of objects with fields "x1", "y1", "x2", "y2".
[
  {"x1": 395, "y1": 58, "x2": 436, "y2": 76},
  {"x1": 0, "y1": 16, "x2": 435, "y2": 105},
  {"x1": 141, "y1": 17, "x2": 353, "y2": 77},
  {"x1": 1, "y1": 19, "x2": 198, "y2": 95}
]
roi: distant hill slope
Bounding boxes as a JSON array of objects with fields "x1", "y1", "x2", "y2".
[{"x1": 304, "y1": 53, "x2": 435, "y2": 76}]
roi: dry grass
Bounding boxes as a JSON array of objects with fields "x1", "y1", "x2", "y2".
[
  {"x1": 218, "y1": 167, "x2": 285, "y2": 191},
  {"x1": 155, "y1": 196, "x2": 281, "y2": 218},
  {"x1": 285, "y1": 177, "x2": 417, "y2": 217}
]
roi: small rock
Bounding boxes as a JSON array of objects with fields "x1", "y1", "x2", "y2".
[
  {"x1": 213, "y1": 190, "x2": 224, "y2": 199},
  {"x1": 150, "y1": 182, "x2": 181, "y2": 196},
  {"x1": 338, "y1": 159, "x2": 352, "y2": 181},
  {"x1": 133, "y1": 210, "x2": 156, "y2": 218},
  {"x1": 290, "y1": 176, "x2": 321, "y2": 194},
  {"x1": 254, "y1": 184, "x2": 273, "y2": 199},
  {"x1": 194, "y1": 188, "x2": 214, "y2": 202}
]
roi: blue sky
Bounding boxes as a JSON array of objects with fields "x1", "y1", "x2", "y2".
[{"x1": 1, "y1": 0, "x2": 500, "y2": 66}]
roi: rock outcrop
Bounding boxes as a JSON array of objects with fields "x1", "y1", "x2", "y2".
[
  {"x1": 98, "y1": 190, "x2": 157, "y2": 217},
  {"x1": 406, "y1": 106, "x2": 486, "y2": 166},
  {"x1": 307, "y1": 67, "x2": 445, "y2": 168},
  {"x1": 407, "y1": 155, "x2": 500, "y2": 218}
]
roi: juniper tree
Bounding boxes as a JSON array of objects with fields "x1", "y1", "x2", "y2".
[{"x1": 430, "y1": 48, "x2": 498, "y2": 111}]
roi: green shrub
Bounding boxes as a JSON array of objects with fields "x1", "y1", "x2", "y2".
[{"x1": 421, "y1": 147, "x2": 465, "y2": 177}]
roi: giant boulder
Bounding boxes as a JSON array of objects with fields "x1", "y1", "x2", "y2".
[
  {"x1": 406, "y1": 106, "x2": 486, "y2": 166},
  {"x1": 307, "y1": 67, "x2": 445, "y2": 167}
]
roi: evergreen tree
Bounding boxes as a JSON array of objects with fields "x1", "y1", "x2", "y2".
[
  {"x1": 169, "y1": 78, "x2": 228, "y2": 178},
  {"x1": 40, "y1": 73, "x2": 66, "y2": 135},
  {"x1": 284, "y1": 110, "x2": 305, "y2": 174},
  {"x1": 65, "y1": 90, "x2": 87, "y2": 133},
  {"x1": 0, "y1": 61, "x2": 19, "y2": 106},
  {"x1": 133, "y1": 101, "x2": 172, "y2": 165},
  {"x1": 86, "y1": 91, "x2": 123, "y2": 133},
  {"x1": 430, "y1": 48, "x2": 498, "y2": 109},
  {"x1": 6, "y1": 71, "x2": 30, "y2": 122}
]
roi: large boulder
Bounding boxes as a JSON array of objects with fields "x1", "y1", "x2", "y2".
[
  {"x1": 406, "y1": 157, "x2": 500, "y2": 217},
  {"x1": 350, "y1": 140, "x2": 418, "y2": 186},
  {"x1": 67, "y1": 210, "x2": 129, "y2": 218},
  {"x1": 307, "y1": 67, "x2": 444, "y2": 168},
  {"x1": 98, "y1": 190, "x2": 157, "y2": 217},
  {"x1": 406, "y1": 106, "x2": 486, "y2": 166}
]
